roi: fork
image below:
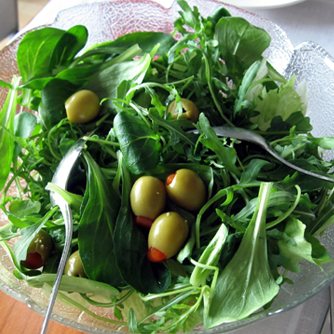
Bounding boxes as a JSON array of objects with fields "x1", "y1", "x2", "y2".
[
  {"x1": 190, "y1": 126, "x2": 334, "y2": 184},
  {"x1": 39, "y1": 137, "x2": 87, "y2": 334}
]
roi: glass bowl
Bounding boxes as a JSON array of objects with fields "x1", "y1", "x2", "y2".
[{"x1": 1, "y1": 0, "x2": 334, "y2": 333}]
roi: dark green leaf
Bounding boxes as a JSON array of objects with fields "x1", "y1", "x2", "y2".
[
  {"x1": 78, "y1": 152, "x2": 123, "y2": 287},
  {"x1": 114, "y1": 111, "x2": 161, "y2": 174},
  {"x1": 39, "y1": 78, "x2": 79, "y2": 130},
  {"x1": 214, "y1": 17, "x2": 271, "y2": 77},
  {"x1": 113, "y1": 155, "x2": 171, "y2": 294},
  {"x1": 50, "y1": 25, "x2": 88, "y2": 67}
]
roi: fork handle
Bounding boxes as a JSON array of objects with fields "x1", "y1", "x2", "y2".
[{"x1": 39, "y1": 202, "x2": 73, "y2": 334}]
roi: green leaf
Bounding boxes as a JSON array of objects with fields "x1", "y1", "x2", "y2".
[
  {"x1": 9, "y1": 199, "x2": 41, "y2": 218},
  {"x1": 234, "y1": 60, "x2": 261, "y2": 114},
  {"x1": 96, "y1": 31, "x2": 176, "y2": 56},
  {"x1": 13, "y1": 112, "x2": 37, "y2": 160},
  {"x1": 250, "y1": 75, "x2": 307, "y2": 131},
  {"x1": 86, "y1": 53, "x2": 150, "y2": 102},
  {"x1": 214, "y1": 17, "x2": 271, "y2": 77},
  {"x1": 114, "y1": 111, "x2": 161, "y2": 174},
  {"x1": 0, "y1": 75, "x2": 20, "y2": 190},
  {"x1": 176, "y1": 0, "x2": 201, "y2": 31},
  {"x1": 277, "y1": 217, "x2": 330, "y2": 272},
  {"x1": 17, "y1": 27, "x2": 66, "y2": 83},
  {"x1": 78, "y1": 152, "x2": 123, "y2": 287},
  {"x1": 198, "y1": 113, "x2": 240, "y2": 177},
  {"x1": 50, "y1": 25, "x2": 88, "y2": 67},
  {"x1": 39, "y1": 78, "x2": 78, "y2": 130},
  {"x1": 13, "y1": 207, "x2": 57, "y2": 266},
  {"x1": 190, "y1": 223, "x2": 228, "y2": 286},
  {"x1": 205, "y1": 182, "x2": 279, "y2": 327},
  {"x1": 113, "y1": 153, "x2": 171, "y2": 294}
]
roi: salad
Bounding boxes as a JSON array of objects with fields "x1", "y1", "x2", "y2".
[{"x1": 1, "y1": 0, "x2": 334, "y2": 332}]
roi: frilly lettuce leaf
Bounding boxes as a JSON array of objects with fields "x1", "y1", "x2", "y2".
[{"x1": 250, "y1": 75, "x2": 307, "y2": 131}]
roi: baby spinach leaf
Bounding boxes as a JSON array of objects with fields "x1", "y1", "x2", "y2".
[
  {"x1": 96, "y1": 31, "x2": 176, "y2": 56},
  {"x1": 78, "y1": 152, "x2": 123, "y2": 288},
  {"x1": 39, "y1": 78, "x2": 78, "y2": 130},
  {"x1": 50, "y1": 25, "x2": 88, "y2": 68},
  {"x1": 114, "y1": 111, "x2": 161, "y2": 174},
  {"x1": 205, "y1": 182, "x2": 279, "y2": 328},
  {"x1": 17, "y1": 28, "x2": 66, "y2": 83},
  {"x1": 13, "y1": 111, "x2": 37, "y2": 161},
  {"x1": 86, "y1": 54, "x2": 151, "y2": 102},
  {"x1": 214, "y1": 17, "x2": 271, "y2": 78},
  {"x1": 9, "y1": 199, "x2": 41, "y2": 218},
  {"x1": 17, "y1": 26, "x2": 87, "y2": 84},
  {"x1": 113, "y1": 154, "x2": 171, "y2": 294}
]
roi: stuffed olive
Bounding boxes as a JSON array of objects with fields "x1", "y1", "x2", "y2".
[
  {"x1": 130, "y1": 176, "x2": 166, "y2": 227},
  {"x1": 167, "y1": 98, "x2": 199, "y2": 123},
  {"x1": 147, "y1": 212, "x2": 189, "y2": 262},
  {"x1": 166, "y1": 169, "x2": 206, "y2": 211},
  {"x1": 65, "y1": 89, "x2": 100, "y2": 123},
  {"x1": 21, "y1": 229, "x2": 53, "y2": 269},
  {"x1": 64, "y1": 250, "x2": 87, "y2": 278}
]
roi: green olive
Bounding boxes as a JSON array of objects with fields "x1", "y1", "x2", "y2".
[
  {"x1": 167, "y1": 98, "x2": 199, "y2": 123},
  {"x1": 130, "y1": 176, "x2": 166, "y2": 227},
  {"x1": 64, "y1": 250, "x2": 87, "y2": 278},
  {"x1": 147, "y1": 212, "x2": 189, "y2": 262},
  {"x1": 65, "y1": 89, "x2": 100, "y2": 123},
  {"x1": 166, "y1": 169, "x2": 206, "y2": 211},
  {"x1": 21, "y1": 229, "x2": 53, "y2": 269}
]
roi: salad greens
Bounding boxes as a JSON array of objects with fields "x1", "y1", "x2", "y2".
[{"x1": 0, "y1": 0, "x2": 334, "y2": 332}]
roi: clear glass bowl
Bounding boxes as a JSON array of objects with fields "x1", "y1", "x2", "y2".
[{"x1": 1, "y1": 0, "x2": 334, "y2": 333}]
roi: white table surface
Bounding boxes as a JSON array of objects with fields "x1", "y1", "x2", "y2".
[{"x1": 19, "y1": 0, "x2": 334, "y2": 333}]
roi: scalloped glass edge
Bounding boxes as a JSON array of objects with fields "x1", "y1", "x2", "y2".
[{"x1": 1, "y1": 1, "x2": 334, "y2": 333}]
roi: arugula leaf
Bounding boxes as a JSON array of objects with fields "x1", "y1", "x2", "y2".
[
  {"x1": 198, "y1": 114, "x2": 240, "y2": 177},
  {"x1": 205, "y1": 182, "x2": 279, "y2": 327},
  {"x1": 13, "y1": 207, "x2": 57, "y2": 267}
]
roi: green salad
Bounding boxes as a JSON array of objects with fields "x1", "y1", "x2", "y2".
[{"x1": 1, "y1": 0, "x2": 334, "y2": 332}]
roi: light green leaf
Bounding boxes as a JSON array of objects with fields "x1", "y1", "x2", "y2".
[
  {"x1": 277, "y1": 217, "x2": 330, "y2": 272},
  {"x1": 205, "y1": 182, "x2": 279, "y2": 327},
  {"x1": 250, "y1": 75, "x2": 306, "y2": 131}
]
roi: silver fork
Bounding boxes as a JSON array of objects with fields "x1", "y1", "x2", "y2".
[
  {"x1": 40, "y1": 137, "x2": 87, "y2": 334},
  {"x1": 190, "y1": 126, "x2": 334, "y2": 184}
]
